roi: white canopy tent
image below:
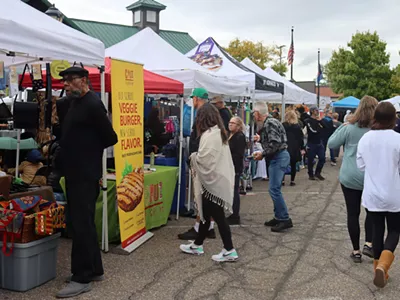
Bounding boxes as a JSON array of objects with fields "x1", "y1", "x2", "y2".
[
  {"x1": 0, "y1": 0, "x2": 104, "y2": 67},
  {"x1": 241, "y1": 58, "x2": 317, "y2": 105},
  {"x1": 383, "y1": 95, "x2": 400, "y2": 111},
  {"x1": 0, "y1": 0, "x2": 113, "y2": 251},
  {"x1": 186, "y1": 38, "x2": 284, "y2": 97},
  {"x1": 105, "y1": 28, "x2": 251, "y2": 97}
]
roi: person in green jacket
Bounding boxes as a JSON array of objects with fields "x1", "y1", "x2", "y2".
[{"x1": 328, "y1": 95, "x2": 378, "y2": 263}]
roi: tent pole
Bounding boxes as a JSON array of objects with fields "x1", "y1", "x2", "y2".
[
  {"x1": 100, "y1": 68, "x2": 109, "y2": 253},
  {"x1": 249, "y1": 91, "x2": 255, "y2": 189},
  {"x1": 176, "y1": 96, "x2": 184, "y2": 220},
  {"x1": 15, "y1": 90, "x2": 23, "y2": 178},
  {"x1": 281, "y1": 94, "x2": 286, "y2": 122},
  {"x1": 187, "y1": 95, "x2": 194, "y2": 212}
]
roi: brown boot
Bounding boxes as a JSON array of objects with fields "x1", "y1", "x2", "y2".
[{"x1": 374, "y1": 250, "x2": 394, "y2": 288}]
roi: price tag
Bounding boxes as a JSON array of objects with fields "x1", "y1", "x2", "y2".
[{"x1": 32, "y1": 64, "x2": 42, "y2": 80}]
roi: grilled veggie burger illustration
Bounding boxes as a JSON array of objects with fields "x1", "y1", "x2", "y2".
[{"x1": 117, "y1": 165, "x2": 144, "y2": 212}]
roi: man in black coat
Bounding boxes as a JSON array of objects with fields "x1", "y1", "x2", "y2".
[
  {"x1": 56, "y1": 67, "x2": 118, "y2": 298},
  {"x1": 210, "y1": 95, "x2": 231, "y2": 132}
]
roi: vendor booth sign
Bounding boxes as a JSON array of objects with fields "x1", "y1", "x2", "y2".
[{"x1": 111, "y1": 58, "x2": 153, "y2": 253}]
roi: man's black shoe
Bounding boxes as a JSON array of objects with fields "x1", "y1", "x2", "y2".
[
  {"x1": 309, "y1": 176, "x2": 316, "y2": 181},
  {"x1": 178, "y1": 228, "x2": 197, "y2": 240},
  {"x1": 271, "y1": 219, "x2": 293, "y2": 232},
  {"x1": 181, "y1": 209, "x2": 195, "y2": 218},
  {"x1": 264, "y1": 218, "x2": 280, "y2": 227},
  {"x1": 316, "y1": 174, "x2": 325, "y2": 181},
  {"x1": 227, "y1": 215, "x2": 241, "y2": 225},
  {"x1": 207, "y1": 229, "x2": 216, "y2": 239},
  {"x1": 239, "y1": 187, "x2": 246, "y2": 195},
  {"x1": 178, "y1": 227, "x2": 216, "y2": 240}
]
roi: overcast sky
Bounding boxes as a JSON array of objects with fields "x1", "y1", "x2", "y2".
[{"x1": 53, "y1": 0, "x2": 400, "y2": 81}]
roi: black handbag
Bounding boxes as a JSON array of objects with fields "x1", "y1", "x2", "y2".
[
  {"x1": 0, "y1": 97, "x2": 12, "y2": 121},
  {"x1": 13, "y1": 64, "x2": 39, "y2": 129}
]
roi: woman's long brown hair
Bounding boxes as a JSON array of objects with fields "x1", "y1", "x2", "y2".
[
  {"x1": 196, "y1": 103, "x2": 228, "y2": 144},
  {"x1": 348, "y1": 95, "x2": 378, "y2": 128}
]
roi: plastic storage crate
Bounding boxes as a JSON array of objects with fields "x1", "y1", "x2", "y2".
[{"x1": 0, "y1": 233, "x2": 61, "y2": 292}]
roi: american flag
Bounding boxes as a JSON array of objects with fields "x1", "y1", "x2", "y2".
[{"x1": 287, "y1": 39, "x2": 294, "y2": 66}]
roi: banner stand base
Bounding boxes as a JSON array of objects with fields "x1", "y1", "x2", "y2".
[{"x1": 115, "y1": 231, "x2": 154, "y2": 255}]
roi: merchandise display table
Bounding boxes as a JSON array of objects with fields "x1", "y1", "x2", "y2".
[{"x1": 144, "y1": 166, "x2": 178, "y2": 230}]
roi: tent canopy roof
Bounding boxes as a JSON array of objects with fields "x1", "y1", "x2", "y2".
[
  {"x1": 0, "y1": 0, "x2": 105, "y2": 66},
  {"x1": 105, "y1": 28, "x2": 250, "y2": 96},
  {"x1": 186, "y1": 38, "x2": 284, "y2": 94},
  {"x1": 383, "y1": 95, "x2": 400, "y2": 105},
  {"x1": 241, "y1": 58, "x2": 317, "y2": 105},
  {"x1": 332, "y1": 96, "x2": 360, "y2": 108}
]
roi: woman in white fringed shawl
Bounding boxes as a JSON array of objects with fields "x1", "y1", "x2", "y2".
[{"x1": 180, "y1": 103, "x2": 238, "y2": 262}]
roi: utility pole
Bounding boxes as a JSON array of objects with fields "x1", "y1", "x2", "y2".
[
  {"x1": 278, "y1": 45, "x2": 286, "y2": 65},
  {"x1": 317, "y1": 49, "x2": 321, "y2": 108}
]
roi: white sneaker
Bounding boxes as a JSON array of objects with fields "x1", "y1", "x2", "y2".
[
  {"x1": 180, "y1": 242, "x2": 204, "y2": 255},
  {"x1": 212, "y1": 249, "x2": 239, "y2": 262},
  {"x1": 331, "y1": 162, "x2": 337, "y2": 166}
]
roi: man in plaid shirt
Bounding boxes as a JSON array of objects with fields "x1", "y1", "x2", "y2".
[{"x1": 253, "y1": 102, "x2": 293, "y2": 232}]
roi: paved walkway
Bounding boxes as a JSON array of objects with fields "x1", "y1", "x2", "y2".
[{"x1": 2, "y1": 161, "x2": 400, "y2": 299}]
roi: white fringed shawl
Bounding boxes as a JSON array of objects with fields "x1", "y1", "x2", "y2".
[{"x1": 190, "y1": 126, "x2": 235, "y2": 223}]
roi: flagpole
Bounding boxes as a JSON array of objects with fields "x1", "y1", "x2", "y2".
[
  {"x1": 290, "y1": 26, "x2": 294, "y2": 81},
  {"x1": 317, "y1": 49, "x2": 321, "y2": 108}
]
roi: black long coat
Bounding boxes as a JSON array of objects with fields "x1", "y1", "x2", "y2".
[{"x1": 283, "y1": 122, "x2": 304, "y2": 162}]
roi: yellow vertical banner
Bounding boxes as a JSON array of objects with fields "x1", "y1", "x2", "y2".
[{"x1": 111, "y1": 59, "x2": 146, "y2": 249}]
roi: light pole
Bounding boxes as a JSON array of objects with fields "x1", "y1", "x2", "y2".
[
  {"x1": 278, "y1": 45, "x2": 286, "y2": 65},
  {"x1": 45, "y1": 4, "x2": 63, "y2": 22}
]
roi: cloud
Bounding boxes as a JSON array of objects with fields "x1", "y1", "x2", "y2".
[{"x1": 52, "y1": 0, "x2": 400, "y2": 80}]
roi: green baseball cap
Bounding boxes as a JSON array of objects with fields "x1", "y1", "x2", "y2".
[{"x1": 190, "y1": 87, "x2": 208, "y2": 99}]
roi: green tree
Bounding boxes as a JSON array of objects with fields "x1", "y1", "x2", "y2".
[
  {"x1": 225, "y1": 38, "x2": 282, "y2": 71},
  {"x1": 325, "y1": 31, "x2": 393, "y2": 100},
  {"x1": 391, "y1": 64, "x2": 400, "y2": 96},
  {"x1": 271, "y1": 62, "x2": 288, "y2": 77}
]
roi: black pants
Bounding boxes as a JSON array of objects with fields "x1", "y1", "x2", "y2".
[
  {"x1": 232, "y1": 174, "x2": 240, "y2": 218},
  {"x1": 341, "y1": 184, "x2": 373, "y2": 251},
  {"x1": 307, "y1": 143, "x2": 325, "y2": 177},
  {"x1": 265, "y1": 159, "x2": 270, "y2": 178},
  {"x1": 66, "y1": 178, "x2": 104, "y2": 283},
  {"x1": 369, "y1": 211, "x2": 400, "y2": 260},
  {"x1": 195, "y1": 195, "x2": 234, "y2": 251},
  {"x1": 285, "y1": 159, "x2": 297, "y2": 182}
]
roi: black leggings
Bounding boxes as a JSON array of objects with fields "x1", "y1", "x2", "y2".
[
  {"x1": 369, "y1": 211, "x2": 400, "y2": 260},
  {"x1": 341, "y1": 184, "x2": 373, "y2": 251},
  {"x1": 195, "y1": 195, "x2": 234, "y2": 251},
  {"x1": 285, "y1": 159, "x2": 297, "y2": 182},
  {"x1": 232, "y1": 174, "x2": 240, "y2": 218}
]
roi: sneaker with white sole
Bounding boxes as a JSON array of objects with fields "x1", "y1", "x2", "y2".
[
  {"x1": 212, "y1": 249, "x2": 239, "y2": 262},
  {"x1": 180, "y1": 242, "x2": 204, "y2": 255}
]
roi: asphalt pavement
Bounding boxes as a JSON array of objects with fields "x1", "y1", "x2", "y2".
[{"x1": 2, "y1": 159, "x2": 400, "y2": 300}]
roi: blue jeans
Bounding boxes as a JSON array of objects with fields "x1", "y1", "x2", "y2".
[
  {"x1": 268, "y1": 150, "x2": 290, "y2": 221},
  {"x1": 307, "y1": 143, "x2": 326, "y2": 177}
]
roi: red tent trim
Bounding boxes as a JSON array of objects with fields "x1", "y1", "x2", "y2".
[{"x1": 20, "y1": 59, "x2": 183, "y2": 95}]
